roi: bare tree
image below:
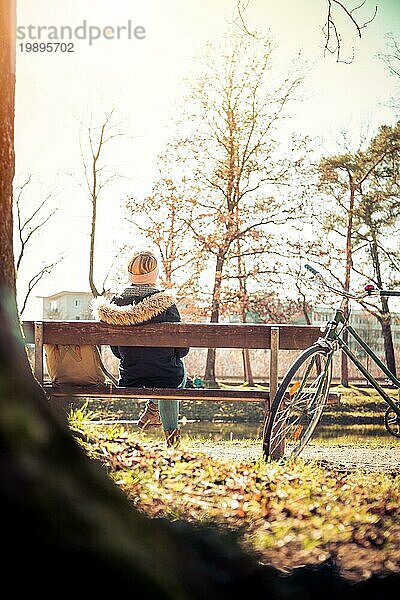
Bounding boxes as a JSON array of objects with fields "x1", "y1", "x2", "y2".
[
  {"x1": 318, "y1": 156, "x2": 363, "y2": 385},
  {"x1": 18, "y1": 260, "x2": 63, "y2": 315},
  {"x1": 80, "y1": 110, "x2": 124, "y2": 297},
  {"x1": 14, "y1": 176, "x2": 62, "y2": 314},
  {"x1": 234, "y1": 237, "x2": 254, "y2": 384}
]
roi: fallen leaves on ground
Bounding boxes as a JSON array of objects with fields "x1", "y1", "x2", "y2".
[{"x1": 80, "y1": 427, "x2": 400, "y2": 582}]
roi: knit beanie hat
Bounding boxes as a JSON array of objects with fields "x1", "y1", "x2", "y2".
[{"x1": 128, "y1": 251, "x2": 159, "y2": 285}]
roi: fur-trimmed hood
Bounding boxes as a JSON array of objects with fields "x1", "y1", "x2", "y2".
[{"x1": 91, "y1": 290, "x2": 176, "y2": 326}]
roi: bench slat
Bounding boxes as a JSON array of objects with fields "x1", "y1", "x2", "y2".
[
  {"x1": 42, "y1": 385, "x2": 340, "y2": 405},
  {"x1": 23, "y1": 321, "x2": 320, "y2": 350},
  {"x1": 43, "y1": 384, "x2": 270, "y2": 402}
]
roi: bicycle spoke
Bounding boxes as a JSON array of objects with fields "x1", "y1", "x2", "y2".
[{"x1": 269, "y1": 402, "x2": 321, "y2": 453}]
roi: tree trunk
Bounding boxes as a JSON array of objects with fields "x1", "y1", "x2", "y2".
[
  {"x1": 379, "y1": 302, "x2": 397, "y2": 378},
  {"x1": 341, "y1": 181, "x2": 355, "y2": 387},
  {"x1": 236, "y1": 236, "x2": 254, "y2": 385},
  {"x1": 0, "y1": 1, "x2": 16, "y2": 292},
  {"x1": 341, "y1": 329, "x2": 349, "y2": 387},
  {"x1": 204, "y1": 347, "x2": 217, "y2": 386},
  {"x1": 89, "y1": 192, "x2": 100, "y2": 297},
  {"x1": 242, "y1": 348, "x2": 254, "y2": 386},
  {"x1": 204, "y1": 255, "x2": 224, "y2": 385},
  {"x1": 370, "y1": 237, "x2": 397, "y2": 378},
  {"x1": 302, "y1": 298, "x2": 311, "y2": 325}
]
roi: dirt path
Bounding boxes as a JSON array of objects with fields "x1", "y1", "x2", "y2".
[
  {"x1": 301, "y1": 445, "x2": 400, "y2": 472},
  {"x1": 187, "y1": 442, "x2": 400, "y2": 472}
]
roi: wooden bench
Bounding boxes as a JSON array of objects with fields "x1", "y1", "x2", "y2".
[{"x1": 22, "y1": 320, "x2": 339, "y2": 412}]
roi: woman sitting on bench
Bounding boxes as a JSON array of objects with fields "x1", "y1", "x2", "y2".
[{"x1": 93, "y1": 251, "x2": 189, "y2": 448}]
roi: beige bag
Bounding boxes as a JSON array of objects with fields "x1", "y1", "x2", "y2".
[{"x1": 44, "y1": 344, "x2": 117, "y2": 385}]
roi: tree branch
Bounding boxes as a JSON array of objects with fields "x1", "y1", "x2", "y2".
[
  {"x1": 19, "y1": 256, "x2": 63, "y2": 315},
  {"x1": 323, "y1": 0, "x2": 378, "y2": 63}
]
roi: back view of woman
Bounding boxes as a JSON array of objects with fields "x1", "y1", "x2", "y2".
[{"x1": 92, "y1": 251, "x2": 189, "y2": 447}]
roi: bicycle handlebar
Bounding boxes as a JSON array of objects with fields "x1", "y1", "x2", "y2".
[
  {"x1": 304, "y1": 264, "x2": 400, "y2": 300},
  {"x1": 380, "y1": 290, "x2": 400, "y2": 297},
  {"x1": 304, "y1": 264, "x2": 319, "y2": 276},
  {"x1": 304, "y1": 264, "x2": 361, "y2": 299}
]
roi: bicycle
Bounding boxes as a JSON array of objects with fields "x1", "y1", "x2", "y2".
[{"x1": 263, "y1": 264, "x2": 400, "y2": 461}]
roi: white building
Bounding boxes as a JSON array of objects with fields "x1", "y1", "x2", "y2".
[{"x1": 41, "y1": 291, "x2": 93, "y2": 320}]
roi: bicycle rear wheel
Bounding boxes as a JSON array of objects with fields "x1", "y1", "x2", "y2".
[{"x1": 263, "y1": 345, "x2": 333, "y2": 461}]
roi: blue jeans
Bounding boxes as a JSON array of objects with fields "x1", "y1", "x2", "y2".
[{"x1": 154, "y1": 362, "x2": 186, "y2": 431}]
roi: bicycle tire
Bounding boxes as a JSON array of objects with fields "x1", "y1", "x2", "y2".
[
  {"x1": 263, "y1": 345, "x2": 333, "y2": 461},
  {"x1": 384, "y1": 403, "x2": 400, "y2": 438}
]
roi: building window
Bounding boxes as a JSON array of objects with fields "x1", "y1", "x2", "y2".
[
  {"x1": 50, "y1": 300, "x2": 58, "y2": 310},
  {"x1": 74, "y1": 299, "x2": 81, "y2": 307}
]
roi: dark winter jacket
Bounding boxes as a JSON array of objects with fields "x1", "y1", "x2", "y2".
[{"x1": 92, "y1": 285, "x2": 189, "y2": 388}]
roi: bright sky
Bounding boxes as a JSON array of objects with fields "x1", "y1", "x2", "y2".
[{"x1": 14, "y1": 0, "x2": 400, "y2": 317}]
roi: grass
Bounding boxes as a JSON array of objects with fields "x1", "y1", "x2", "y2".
[
  {"x1": 319, "y1": 385, "x2": 399, "y2": 435},
  {"x1": 328, "y1": 384, "x2": 398, "y2": 411},
  {"x1": 310, "y1": 435, "x2": 399, "y2": 448}
]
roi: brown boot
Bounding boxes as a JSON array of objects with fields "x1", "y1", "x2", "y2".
[
  {"x1": 137, "y1": 401, "x2": 161, "y2": 430},
  {"x1": 164, "y1": 428, "x2": 181, "y2": 448}
]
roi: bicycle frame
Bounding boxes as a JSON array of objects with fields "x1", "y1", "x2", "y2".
[{"x1": 319, "y1": 299, "x2": 400, "y2": 418}]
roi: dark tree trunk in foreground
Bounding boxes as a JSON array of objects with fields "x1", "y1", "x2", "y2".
[{"x1": 0, "y1": 1, "x2": 16, "y2": 292}]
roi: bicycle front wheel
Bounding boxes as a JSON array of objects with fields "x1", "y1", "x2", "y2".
[{"x1": 263, "y1": 345, "x2": 333, "y2": 461}]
